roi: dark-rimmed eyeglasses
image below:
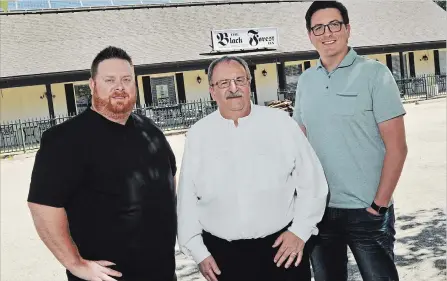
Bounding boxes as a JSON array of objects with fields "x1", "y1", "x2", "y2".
[
  {"x1": 211, "y1": 76, "x2": 249, "y2": 89},
  {"x1": 310, "y1": 20, "x2": 344, "y2": 36}
]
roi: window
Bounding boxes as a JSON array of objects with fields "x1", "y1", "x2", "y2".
[
  {"x1": 439, "y1": 50, "x2": 446, "y2": 75},
  {"x1": 50, "y1": 1, "x2": 84, "y2": 8},
  {"x1": 73, "y1": 84, "x2": 91, "y2": 114},
  {"x1": 17, "y1": 0, "x2": 49, "y2": 10},
  {"x1": 150, "y1": 76, "x2": 177, "y2": 105},
  {"x1": 113, "y1": 0, "x2": 143, "y2": 5},
  {"x1": 391, "y1": 53, "x2": 409, "y2": 79},
  {"x1": 285, "y1": 64, "x2": 303, "y2": 93},
  {"x1": 155, "y1": 85, "x2": 169, "y2": 99},
  {"x1": 81, "y1": 0, "x2": 113, "y2": 7},
  {"x1": 142, "y1": 0, "x2": 170, "y2": 3},
  {"x1": 391, "y1": 54, "x2": 402, "y2": 79},
  {"x1": 7, "y1": 1, "x2": 18, "y2": 10}
]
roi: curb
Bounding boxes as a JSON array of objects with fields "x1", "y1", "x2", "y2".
[
  {"x1": 1, "y1": 151, "x2": 37, "y2": 160},
  {"x1": 164, "y1": 129, "x2": 188, "y2": 137}
]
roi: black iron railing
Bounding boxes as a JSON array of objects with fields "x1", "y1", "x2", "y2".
[
  {"x1": 279, "y1": 74, "x2": 447, "y2": 105},
  {"x1": 1, "y1": 75, "x2": 446, "y2": 154},
  {"x1": 396, "y1": 74, "x2": 446, "y2": 100},
  {"x1": 137, "y1": 99, "x2": 218, "y2": 131},
  {"x1": 0, "y1": 115, "x2": 73, "y2": 154},
  {"x1": 1, "y1": 99, "x2": 217, "y2": 154}
]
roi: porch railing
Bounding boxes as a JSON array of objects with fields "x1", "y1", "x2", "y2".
[
  {"x1": 137, "y1": 99, "x2": 218, "y2": 131},
  {"x1": 0, "y1": 116, "x2": 73, "y2": 154},
  {"x1": 1, "y1": 74, "x2": 446, "y2": 154},
  {"x1": 396, "y1": 74, "x2": 446, "y2": 100},
  {"x1": 278, "y1": 74, "x2": 447, "y2": 105},
  {"x1": 0, "y1": 99, "x2": 217, "y2": 154}
]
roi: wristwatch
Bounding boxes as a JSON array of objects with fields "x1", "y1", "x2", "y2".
[{"x1": 371, "y1": 201, "x2": 388, "y2": 214}]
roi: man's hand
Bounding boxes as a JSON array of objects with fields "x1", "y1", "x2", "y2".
[
  {"x1": 198, "y1": 255, "x2": 221, "y2": 281},
  {"x1": 366, "y1": 207, "x2": 380, "y2": 216},
  {"x1": 68, "y1": 258, "x2": 122, "y2": 281},
  {"x1": 272, "y1": 231, "x2": 305, "y2": 269}
]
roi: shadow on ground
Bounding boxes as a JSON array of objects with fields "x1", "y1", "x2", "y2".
[
  {"x1": 394, "y1": 208, "x2": 446, "y2": 277},
  {"x1": 175, "y1": 249, "x2": 203, "y2": 281},
  {"x1": 174, "y1": 208, "x2": 446, "y2": 281},
  {"x1": 344, "y1": 208, "x2": 446, "y2": 281}
]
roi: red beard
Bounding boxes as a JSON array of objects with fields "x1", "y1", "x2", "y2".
[{"x1": 93, "y1": 91, "x2": 137, "y2": 119}]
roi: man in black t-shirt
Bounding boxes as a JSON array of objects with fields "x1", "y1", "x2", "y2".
[{"x1": 28, "y1": 46, "x2": 178, "y2": 281}]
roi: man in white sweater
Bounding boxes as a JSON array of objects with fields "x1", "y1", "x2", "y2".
[{"x1": 177, "y1": 56, "x2": 328, "y2": 281}]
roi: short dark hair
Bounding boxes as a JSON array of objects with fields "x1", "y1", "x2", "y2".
[
  {"x1": 305, "y1": 1, "x2": 349, "y2": 32},
  {"x1": 90, "y1": 46, "x2": 133, "y2": 78}
]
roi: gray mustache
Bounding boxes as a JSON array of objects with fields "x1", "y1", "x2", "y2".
[{"x1": 226, "y1": 92, "x2": 243, "y2": 99}]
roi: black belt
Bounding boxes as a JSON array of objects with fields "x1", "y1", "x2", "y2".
[{"x1": 202, "y1": 221, "x2": 293, "y2": 246}]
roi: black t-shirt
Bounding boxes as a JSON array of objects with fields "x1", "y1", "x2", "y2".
[{"x1": 28, "y1": 108, "x2": 177, "y2": 281}]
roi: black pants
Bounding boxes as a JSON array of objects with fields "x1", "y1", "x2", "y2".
[
  {"x1": 202, "y1": 224, "x2": 311, "y2": 281},
  {"x1": 308, "y1": 206, "x2": 398, "y2": 281}
]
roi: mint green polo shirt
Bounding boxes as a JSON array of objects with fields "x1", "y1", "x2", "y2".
[{"x1": 293, "y1": 48, "x2": 406, "y2": 209}]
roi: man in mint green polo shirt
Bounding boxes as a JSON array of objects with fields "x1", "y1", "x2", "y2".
[{"x1": 293, "y1": 2, "x2": 408, "y2": 281}]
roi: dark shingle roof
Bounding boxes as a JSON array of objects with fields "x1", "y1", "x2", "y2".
[{"x1": 0, "y1": 0, "x2": 446, "y2": 78}]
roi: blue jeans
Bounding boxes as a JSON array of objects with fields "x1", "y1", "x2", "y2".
[{"x1": 308, "y1": 206, "x2": 399, "y2": 281}]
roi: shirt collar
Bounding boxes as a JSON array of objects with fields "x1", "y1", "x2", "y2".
[
  {"x1": 317, "y1": 47, "x2": 357, "y2": 71},
  {"x1": 87, "y1": 107, "x2": 135, "y2": 130},
  {"x1": 217, "y1": 101, "x2": 255, "y2": 127}
]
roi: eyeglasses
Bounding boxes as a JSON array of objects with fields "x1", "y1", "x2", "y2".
[
  {"x1": 211, "y1": 76, "x2": 249, "y2": 89},
  {"x1": 310, "y1": 20, "x2": 344, "y2": 36}
]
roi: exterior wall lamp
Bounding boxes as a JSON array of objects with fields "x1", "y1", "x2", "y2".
[
  {"x1": 262, "y1": 69, "x2": 267, "y2": 76},
  {"x1": 197, "y1": 76, "x2": 202, "y2": 84},
  {"x1": 421, "y1": 54, "x2": 429, "y2": 61},
  {"x1": 40, "y1": 92, "x2": 55, "y2": 99}
]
